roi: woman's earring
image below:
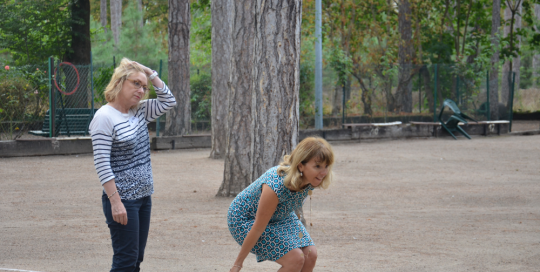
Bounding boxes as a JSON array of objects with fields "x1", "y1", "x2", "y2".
[{"x1": 300, "y1": 172, "x2": 303, "y2": 176}]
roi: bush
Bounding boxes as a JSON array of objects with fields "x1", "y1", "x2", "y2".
[
  {"x1": 190, "y1": 71, "x2": 212, "y2": 121},
  {"x1": 0, "y1": 67, "x2": 44, "y2": 139}
]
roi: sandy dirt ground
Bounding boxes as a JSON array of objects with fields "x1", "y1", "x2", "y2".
[{"x1": 1, "y1": 135, "x2": 540, "y2": 272}]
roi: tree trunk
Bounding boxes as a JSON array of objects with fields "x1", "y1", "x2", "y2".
[
  {"x1": 216, "y1": 0, "x2": 302, "y2": 198},
  {"x1": 165, "y1": 0, "x2": 191, "y2": 136},
  {"x1": 64, "y1": 0, "x2": 91, "y2": 109},
  {"x1": 250, "y1": 0, "x2": 301, "y2": 179},
  {"x1": 489, "y1": 0, "x2": 501, "y2": 120},
  {"x1": 331, "y1": 84, "x2": 342, "y2": 116},
  {"x1": 137, "y1": 0, "x2": 144, "y2": 28},
  {"x1": 396, "y1": 0, "x2": 414, "y2": 113},
  {"x1": 420, "y1": 65, "x2": 434, "y2": 113},
  {"x1": 216, "y1": 0, "x2": 256, "y2": 197},
  {"x1": 534, "y1": 4, "x2": 540, "y2": 88},
  {"x1": 501, "y1": 2, "x2": 521, "y2": 110},
  {"x1": 110, "y1": 0, "x2": 122, "y2": 45},
  {"x1": 210, "y1": 0, "x2": 231, "y2": 159},
  {"x1": 100, "y1": 0, "x2": 108, "y2": 32}
]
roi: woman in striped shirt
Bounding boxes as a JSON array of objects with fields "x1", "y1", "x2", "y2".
[{"x1": 89, "y1": 58, "x2": 176, "y2": 272}]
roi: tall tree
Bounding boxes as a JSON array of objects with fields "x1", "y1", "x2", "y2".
[
  {"x1": 217, "y1": 0, "x2": 302, "y2": 197},
  {"x1": 137, "y1": 0, "x2": 144, "y2": 28},
  {"x1": 533, "y1": 3, "x2": 540, "y2": 88},
  {"x1": 396, "y1": 0, "x2": 414, "y2": 113},
  {"x1": 250, "y1": 0, "x2": 302, "y2": 179},
  {"x1": 489, "y1": 0, "x2": 501, "y2": 120},
  {"x1": 100, "y1": 0, "x2": 108, "y2": 32},
  {"x1": 110, "y1": 0, "x2": 122, "y2": 45},
  {"x1": 165, "y1": 0, "x2": 191, "y2": 136},
  {"x1": 64, "y1": 0, "x2": 92, "y2": 108},
  {"x1": 210, "y1": 0, "x2": 230, "y2": 159},
  {"x1": 502, "y1": 0, "x2": 523, "y2": 109},
  {"x1": 216, "y1": 0, "x2": 256, "y2": 196}
]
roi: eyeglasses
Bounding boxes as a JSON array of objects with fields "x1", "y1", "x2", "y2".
[{"x1": 126, "y1": 78, "x2": 149, "y2": 92}]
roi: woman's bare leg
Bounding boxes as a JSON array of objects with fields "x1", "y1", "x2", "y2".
[
  {"x1": 276, "y1": 248, "x2": 305, "y2": 272},
  {"x1": 300, "y1": 246, "x2": 317, "y2": 272}
]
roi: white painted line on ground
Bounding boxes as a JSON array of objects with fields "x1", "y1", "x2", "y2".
[{"x1": 0, "y1": 268, "x2": 45, "y2": 272}]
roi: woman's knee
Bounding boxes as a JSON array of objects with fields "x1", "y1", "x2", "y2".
[
  {"x1": 278, "y1": 248, "x2": 305, "y2": 269},
  {"x1": 303, "y1": 246, "x2": 318, "y2": 265}
]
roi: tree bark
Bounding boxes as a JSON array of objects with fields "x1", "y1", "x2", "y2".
[
  {"x1": 533, "y1": 4, "x2": 540, "y2": 88},
  {"x1": 489, "y1": 0, "x2": 501, "y2": 120},
  {"x1": 137, "y1": 0, "x2": 144, "y2": 28},
  {"x1": 501, "y1": 1, "x2": 521, "y2": 110},
  {"x1": 396, "y1": 0, "x2": 414, "y2": 113},
  {"x1": 210, "y1": 0, "x2": 231, "y2": 159},
  {"x1": 100, "y1": 0, "x2": 108, "y2": 32},
  {"x1": 216, "y1": 0, "x2": 302, "y2": 198},
  {"x1": 64, "y1": 0, "x2": 91, "y2": 108},
  {"x1": 110, "y1": 0, "x2": 122, "y2": 45},
  {"x1": 216, "y1": 0, "x2": 256, "y2": 197},
  {"x1": 165, "y1": 0, "x2": 191, "y2": 136},
  {"x1": 250, "y1": 0, "x2": 301, "y2": 179}
]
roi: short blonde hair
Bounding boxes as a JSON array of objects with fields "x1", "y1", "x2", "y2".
[
  {"x1": 104, "y1": 58, "x2": 148, "y2": 107},
  {"x1": 277, "y1": 137, "x2": 335, "y2": 191}
]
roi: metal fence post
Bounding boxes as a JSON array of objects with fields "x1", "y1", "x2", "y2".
[
  {"x1": 156, "y1": 59, "x2": 163, "y2": 137},
  {"x1": 509, "y1": 72, "x2": 516, "y2": 132},
  {"x1": 456, "y1": 76, "x2": 460, "y2": 104},
  {"x1": 433, "y1": 64, "x2": 438, "y2": 122},
  {"x1": 486, "y1": 71, "x2": 490, "y2": 121},
  {"x1": 90, "y1": 51, "x2": 95, "y2": 118},
  {"x1": 341, "y1": 84, "x2": 345, "y2": 128},
  {"x1": 48, "y1": 57, "x2": 53, "y2": 138},
  {"x1": 418, "y1": 71, "x2": 422, "y2": 113}
]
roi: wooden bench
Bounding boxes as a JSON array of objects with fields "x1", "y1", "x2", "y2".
[
  {"x1": 29, "y1": 108, "x2": 97, "y2": 137},
  {"x1": 343, "y1": 121, "x2": 402, "y2": 129}
]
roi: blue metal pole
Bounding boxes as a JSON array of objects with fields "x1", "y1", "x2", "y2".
[
  {"x1": 48, "y1": 57, "x2": 53, "y2": 138},
  {"x1": 314, "y1": 0, "x2": 323, "y2": 129},
  {"x1": 509, "y1": 72, "x2": 516, "y2": 131},
  {"x1": 433, "y1": 64, "x2": 438, "y2": 122},
  {"x1": 156, "y1": 59, "x2": 163, "y2": 137},
  {"x1": 90, "y1": 52, "x2": 95, "y2": 118},
  {"x1": 486, "y1": 71, "x2": 490, "y2": 121}
]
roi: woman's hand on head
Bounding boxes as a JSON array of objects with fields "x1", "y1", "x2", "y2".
[{"x1": 132, "y1": 61, "x2": 153, "y2": 76}]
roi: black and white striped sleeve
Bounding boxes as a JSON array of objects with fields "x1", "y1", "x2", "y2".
[
  {"x1": 91, "y1": 130, "x2": 115, "y2": 185},
  {"x1": 143, "y1": 83, "x2": 177, "y2": 122}
]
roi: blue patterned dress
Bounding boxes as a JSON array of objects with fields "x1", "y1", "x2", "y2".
[{"x1": 227, "y1": 166, "x2": 315, "y2": 262}]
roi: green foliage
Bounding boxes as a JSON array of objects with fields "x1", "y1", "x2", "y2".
[
  {"x1": 190, "y1": 71, "x2": 212, "y2": 120},
  {"x1": 299, "y1": 63, "x2": 315, "y2": 128},
  {"x1": 190, "y1": 0, "x2": 212, "y2": 70},
  {"x1": 0, "y1": 0, "x2": 72, "y2": 65},
  {"x1": 91, "y1": 1, "x2": 168, "y2": 65},
  {"x1": 0, "y1": 66, "x2": 47, "y2": 139}
]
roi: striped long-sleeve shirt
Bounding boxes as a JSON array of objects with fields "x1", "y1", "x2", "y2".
[{"x1": 89, "y1": 83, "x2": 176, "y2": 200}]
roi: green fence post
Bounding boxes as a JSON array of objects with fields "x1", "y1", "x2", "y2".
[
  {"x1": 456, "y1": 76, "x2": 460, "y2": 105},
  {"x1": 486, "y1": 71, "x2": 490, "y2": 121},
  {"x1": 48, "y1": 57, "x2": 53, "y2": 138},
  {"x1": 509, "y1": 72, "x2": 516, "y2": 132},
  {"x1": 156, "y1": 59, "x2": 163, "y2": 137},
  {"x1": 418, "y1": 71, "x2": 422, "y2": 113},
  {"x1": 433, "y1": 64, "x2": 438, "y2": 122},
  {"x1": 90, "y1": 52, "x2": 95, "y2": 119},
  {"x1": 341, "y1": 85, "x2": 345, "y2": 127}
]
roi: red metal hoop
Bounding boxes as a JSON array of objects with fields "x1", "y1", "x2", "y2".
[{"x1": 54, "y1": 62, "x2": 80, "y2": 96}]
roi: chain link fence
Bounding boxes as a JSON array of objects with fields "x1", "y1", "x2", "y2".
[{"x1": 311, "y1": 64, "x2": 517, "y2": 128}]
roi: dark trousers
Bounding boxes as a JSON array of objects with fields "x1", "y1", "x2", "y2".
[{"x1": 102, "y1": 194, "x2": 152, "y2": 272}]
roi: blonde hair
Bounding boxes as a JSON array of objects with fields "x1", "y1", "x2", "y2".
[
  {"x1": 104, "y1": 58, "x2": 148, "y2": 107},
  {"x1": 277, "y1": 137, "x2": 335, "y2": 191}
]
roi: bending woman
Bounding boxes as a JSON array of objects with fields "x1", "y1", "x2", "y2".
[
  {"x1": 228, "y1": 137, "x2": 335, "y2": 272},
  {"x1": 89, "y1": 58, "x2": 176, "y2": 272}
]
